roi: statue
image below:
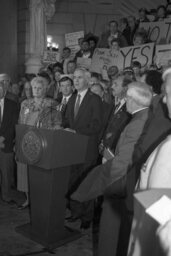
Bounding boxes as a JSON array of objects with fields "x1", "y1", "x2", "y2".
[
  {"x1": 26, "y1": 0, "x2": 56, "y2": 74},
  {"x1": 29, "y1": 0, "x2": 56, "y2": 56}
]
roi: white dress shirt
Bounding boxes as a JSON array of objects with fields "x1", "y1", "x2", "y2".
[
  {"x1": 76, "y1": 89, "x2": 88, "y2": 105},
  {"x1": 61, "y1": 94, "x2": 72, "y2": 104}
]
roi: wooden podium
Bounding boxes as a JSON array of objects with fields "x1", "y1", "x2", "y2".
[{"x1": 15, "y1": 124, "x2": 88, "y2": 249}]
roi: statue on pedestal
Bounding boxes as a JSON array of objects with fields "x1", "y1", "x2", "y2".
[{"x1": 26, "y1": 0, "x2": 56, "y2": 74}]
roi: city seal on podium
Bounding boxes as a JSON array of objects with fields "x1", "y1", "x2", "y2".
[{"x1": 21, "y1": 129, "x2": 44, "y2": 164}]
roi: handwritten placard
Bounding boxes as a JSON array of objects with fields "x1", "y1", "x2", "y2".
[
  {"x1": 139, "y1": 20, "x2": 171, "y2": 44},
  {"x1": 43, "y1": 51, "x2": 60, "y2": 63},
  {"x1": 91, "y1": 43, "x2": 154, "y2": 74},
  {"x1": 155, "y1": 44, "x2": 171, "y2": 67},
  {"x1": 65, "y1": 31, "x2": 84, "y2": 46}
]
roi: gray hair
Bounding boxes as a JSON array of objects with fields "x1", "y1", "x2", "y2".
[
  {"x1": 74, "y1": 68, "x2": 91, "y2": 85},
  {"x1": 127, "y1": 82, "x2": 153, "y2": 107}
]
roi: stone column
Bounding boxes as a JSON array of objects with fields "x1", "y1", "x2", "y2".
[{"x1": 25, "y1": 0, "x2": 56, "y2": 74}]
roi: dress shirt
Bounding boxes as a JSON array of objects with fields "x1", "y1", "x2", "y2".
[
  {"x1": 82, "y1": 52, "x2": 91, "y2": 58},
  {"x1": 61, "y1": 94, "x2": 72, "y2": 104},
  {"x1": 76, "y1": 89, "x2": 88, "y2": 105},
  {"x1": 114, "y1": 98, "x2": 125, "y2": 114}
]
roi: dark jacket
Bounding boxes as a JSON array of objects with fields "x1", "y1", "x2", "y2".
[
  {"x1": 0, "y1": 97, "x2": 19, "y2": 153},
  {"x1": 64, "y1": 90, "x2": 103, "y2": 163}
]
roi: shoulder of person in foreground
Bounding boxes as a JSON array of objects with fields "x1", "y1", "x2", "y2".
[{"x1": 148, "y1": 135, "x2": 171, "y2": 189}]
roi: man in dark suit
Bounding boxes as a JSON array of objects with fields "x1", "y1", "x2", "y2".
[
  {"x1": 101, "y1": 76, "x2": 132, "y2": 155},
  {"x1": 0, "y1": 79, "x2": 19, "y2": 203},
  {"x1": 97, "y1": 82, "x2": 152, "y2": 256},
  {"x1": 64, "y1": 68, "x2": 102, "y2": 228},
  {"x1": 90, "y1": 82, "x2": 113, "y2": 143},
  {"x1": 58, "y1": 76, "x2": 74, "y2": 120},
  {"x1": 72, "y1": 82, "x2": 152, "y2": 254}
]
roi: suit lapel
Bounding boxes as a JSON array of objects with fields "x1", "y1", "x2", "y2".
[{"x1": 70, "y1": 94, "x2": 77, "y2": 122}]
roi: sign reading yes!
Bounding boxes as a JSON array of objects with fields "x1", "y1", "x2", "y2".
[
  {"x1": 119, "y1": 43, "x2": 154, "y2": 69},
  {"x1": 91, "y1": 43, "x2": 154, "y2": 74}
]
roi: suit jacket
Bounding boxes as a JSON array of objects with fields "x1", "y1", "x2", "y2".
[
  {"x1": 0, "y1": 97, "x2": 19, "y2": 153},
  {"x1": 72, "y1": 108, "x2": 150, "y2": 202},
  {"x1": 98, "y1": 101, "x2": 113, "y2": 142},
  {"x1": 134, "y1": 98, "x2": 171, "y2": 167},
  {"x1": 124, "y1": 98, "x2": 171, "y2": 211},
  {"x1": 59, "y1": 93, "x2": 75, "y2": 121},
  {"x1": 64, "y1": 89, "x2": 103, "y2": 163},
  {"x1": 102, "y1": 103, "x2": 131, "y2": 152}
]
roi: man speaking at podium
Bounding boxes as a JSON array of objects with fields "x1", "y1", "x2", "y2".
[{"x1": 63, "y1": 68, "x2": 102, "y2": 229}]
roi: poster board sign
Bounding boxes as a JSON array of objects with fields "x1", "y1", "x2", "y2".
[
  {"x1": 43, "y1": 51, "x2": 60, "y2": 63},
  {"x1": 77, "y1": 57, "x2": 92, "y2": 70},
  {"x1": 65, "y1": 31, "x2": 84, "y2": 47},
  {"x1": 139, "y1": 20, "x2": 171, "y2": 44},
  {"x1": 65, "y1": 31, "x2": 84, "y2": 58},
  {"x1": 91, "y1": 43, "x2": 154, "y2": 74},
  {"x1": 155, "y1": 44, "x2": 171, "y2": 67}
]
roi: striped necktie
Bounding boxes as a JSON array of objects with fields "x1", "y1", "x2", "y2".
[
  {"x1": 60, "y1": 97, "x2": 67, "y2": 113},
  {"x1": 74, "y1": 94, "x2": 81, "y2": 117}
]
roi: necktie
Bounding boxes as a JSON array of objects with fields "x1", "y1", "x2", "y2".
[
  {"x1": 74, "y1": 94, "x2": 81, "y2": 117},
  {"x1": 114, "y1": 102, "x2": 121, "y2": 114},
  {"x1": 60, "y1": 97, "x2": 67, "y2": 113}
]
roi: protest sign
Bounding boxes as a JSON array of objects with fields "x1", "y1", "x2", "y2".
[
  {"x1": 65, "y1": 31, "x2": 84, "y2": 47},
  {"x1": 139, "y1": 20, "x2": 171, "y2": 44},
  {"x1": 65, "y1": 31, "x2": 84, "y2": 58},
  {"x1": 91, "y1": 43, "x2": 154, "y2": 75},
  {"x1": 77, "y1": 57, "x2": 92, "y2": 70},
  {"x1": 43, "y1": 50, "x2": 60, "y2": 63},
  {"x1": 155, "y1": 44, "x2": 171, "y2": 67}
]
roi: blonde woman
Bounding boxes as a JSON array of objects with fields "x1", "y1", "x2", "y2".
[{"x1": 17, "y1": 75, "x2": 61, "y2": 209}]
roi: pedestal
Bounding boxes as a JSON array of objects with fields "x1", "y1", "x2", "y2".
[{"x1": 16, "y1": 165, "x2": 81, "y2": 249}]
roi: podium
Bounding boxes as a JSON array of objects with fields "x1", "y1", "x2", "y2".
[{"x1": 15, "y1": 125, "x2": 88, "y2": 249}]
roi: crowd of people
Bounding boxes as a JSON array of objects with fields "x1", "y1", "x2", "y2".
[{"x1": 1, "y1": 2, "x2": 171, "y2": 256}]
